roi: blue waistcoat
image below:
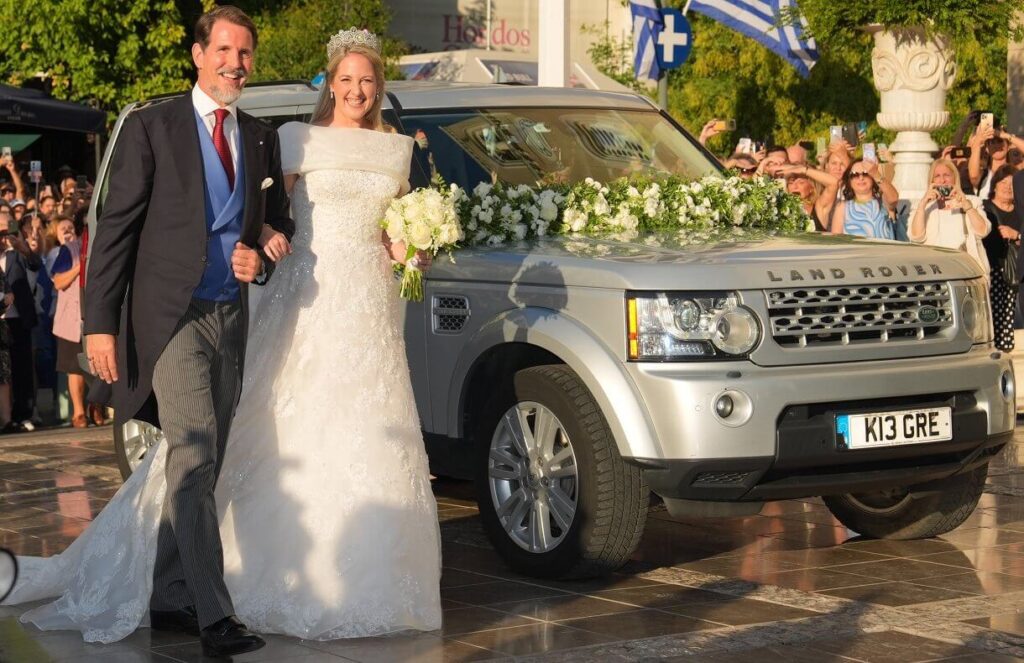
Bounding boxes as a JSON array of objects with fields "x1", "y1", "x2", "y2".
[{"x1": 193, "y1": 109, "x2": 245, "y2": 302}]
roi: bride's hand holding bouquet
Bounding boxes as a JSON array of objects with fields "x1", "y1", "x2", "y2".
[{"x1": 381, "y1": 184, "x2": 464, "y2": 301}]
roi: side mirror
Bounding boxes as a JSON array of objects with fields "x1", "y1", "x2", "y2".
[{"x1": 0, "y1": 548, "x2": 17, "y2": 602}]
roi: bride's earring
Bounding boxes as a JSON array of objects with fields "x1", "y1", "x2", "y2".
[{"x1": 330, "y1": 90, "x2": 335, "y2": 100}]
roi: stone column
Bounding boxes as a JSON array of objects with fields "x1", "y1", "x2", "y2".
[
  {"x1": 538, "y1": 0, "x2": 569, "y2": 87},
  {"x1": 869, "y1": 26, "x2": 957, "y2": 203}
]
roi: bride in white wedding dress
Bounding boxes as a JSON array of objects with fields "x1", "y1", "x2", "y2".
[{"x1": 4, "y1": 31, "x2": 442, "y2": 642}]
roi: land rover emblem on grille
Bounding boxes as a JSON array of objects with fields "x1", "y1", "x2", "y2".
[{"x1": 918, "y1": 305, "x2": 940, "y2": 324}]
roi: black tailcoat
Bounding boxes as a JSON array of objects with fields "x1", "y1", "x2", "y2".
[{"x1": 84, "y1": 94, "x2": 294, "y2": 424}]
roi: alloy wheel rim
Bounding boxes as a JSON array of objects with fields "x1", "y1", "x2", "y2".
[
  {"x1": 847, "y1": 488, "x2": 912, "y2": 513},
  {"x1": 121, "y1": 420, "x2": 162, "y2": 471},
  {"x1": 488, "y1": 401, "x2": 578, "y2": 553}
]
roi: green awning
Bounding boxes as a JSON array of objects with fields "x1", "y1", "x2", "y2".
[{"x1": 0, "y1": 134, "x2": 41, "y2": 154}]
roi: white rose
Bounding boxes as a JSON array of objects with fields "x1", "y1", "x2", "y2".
[
  {"x1": 540, "y1": 200, "x2": 558, "y2": 222},
  {"x1": 473, "y1": 182, "x2": 493, "y2": 198},
  {"x1": 593, "y1": 194, "x2": 610, "y2": 216},
  {"x1": 439, "y1": 223, "x2": 461, "y2": 245},
  {"x1": 564, "y1": 209, "x2": 588, "y2": 232},
  {"x1": 408, "y1": 220, "x2": 433, "y2": 249}
]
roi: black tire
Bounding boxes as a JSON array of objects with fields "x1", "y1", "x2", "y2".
[
  {"x1": 823, "y1": 464, "x2": 988, "y2": 540},
  {"x1": 473, "y1": 364, "x2": 649, "y2": 579}
]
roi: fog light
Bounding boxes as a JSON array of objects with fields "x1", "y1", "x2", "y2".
[
  {"x1": 711, "y1": 389, "x2": 753, "y2": 427},
  {"x1": 1001, "y1": 369, "x2": 1015, "y2": 402}
]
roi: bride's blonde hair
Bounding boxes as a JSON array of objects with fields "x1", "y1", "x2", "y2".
[{"x1": 311, "y1": 44, "x2": 386, "y2": 131}]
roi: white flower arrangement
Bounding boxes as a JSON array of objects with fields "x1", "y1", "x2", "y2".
[{"x1": 383, "y1": 173, "x2": 809, "y2": 300}]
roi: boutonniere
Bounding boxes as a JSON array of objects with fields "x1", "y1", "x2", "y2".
[{"x1": 261, "y1": 177, "x2": 273, "y2": 191}]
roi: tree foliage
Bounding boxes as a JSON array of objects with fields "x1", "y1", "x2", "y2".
[
  {"x1": 789, "y1": 0, "x2": 1024, "y2": 47},
  {"x1": 589, "y1": 4, "x2": 1013, "y2": 156},
  {"x1": 243, "y1": 0, "x2": 404, "y2": 82},
  {"x1": 0, "y1": 0, "x2": 196, "y2": 119},
  {"x1": 0, "y1": 0, "x2": 401, "y2": 124}
]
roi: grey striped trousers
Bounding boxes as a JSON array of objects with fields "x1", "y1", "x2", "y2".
[{"x1": 149, "y1": 297, "x2": 243, "y2": 629}]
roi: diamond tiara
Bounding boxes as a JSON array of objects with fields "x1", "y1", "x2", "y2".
[{"x1": 327, "y1": 27, "x2": 381, "y2": 60}]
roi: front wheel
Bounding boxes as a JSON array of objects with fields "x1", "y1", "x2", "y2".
[
  {"x1": 113, "y1": 416, "x2": 163, "y2": 480},
  {"x1": 823, "y1": 464, "x2": 988, "y2": 540},
  {"x1": 474, "y1": 365, "x2": 649, "y2": 579}
]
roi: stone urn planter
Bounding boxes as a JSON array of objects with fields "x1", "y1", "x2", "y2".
[{"x1": 868, "y1": 25, "x2": 957, "y2": 201}]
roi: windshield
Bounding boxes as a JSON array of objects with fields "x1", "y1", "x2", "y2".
[{"x1": 400, "y1": 107, "x2": 720, "y2": 191}]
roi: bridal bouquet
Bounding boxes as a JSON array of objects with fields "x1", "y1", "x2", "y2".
[{"x1": 382, "y1": 184, "x2": 465, "y2": 301}]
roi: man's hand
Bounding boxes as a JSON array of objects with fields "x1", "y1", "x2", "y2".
[
  {"x1": 231, "y1": 242, "x2": 262, "y2": 283},
  {"x1": 86, "y1": 334, "x2": 119, "y2": 384}
]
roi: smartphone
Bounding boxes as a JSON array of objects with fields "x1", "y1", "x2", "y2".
[
  {"x1": 950, "y1": 146, "x2": 971, "y2": 160},
  {"x1": 980, "y1": 112, "x2": 995, "y2": 132},
  {"x1": 829, "y1": 125, "x2": 844, "y2": 144},
  {"x1": 842, "y1": 123, "x2": 860, "y2": 148},
  {"x1": 0, "y1": 147, "x2": 10, "y2": 159},
  {"x1": 863, "y1": 142, "x2": 877, "y2": 162},
  {"x1": 857, "y1": 121, "x2": 868, "y2": 140},
  {"x1": 713, "y1": 119, "x2": 737, "y2": 132},
  {"x1": 75, "y1": 175, "x2": 88, "y2": 194},
  {"x1": 736, "y1": 137, "x2": 753, "y2": 154}
]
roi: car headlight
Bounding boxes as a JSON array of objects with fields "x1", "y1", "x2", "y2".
[
  {"x1": 626, "y1": 292, "x2": 761, "y2": 361},
  {"x1": 962, "y1": 279, "x2": 993, "y2": 345}
]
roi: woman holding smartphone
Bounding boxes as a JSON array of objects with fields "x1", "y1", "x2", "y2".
[
  {"x1": 909, "y1": 159, "x2": 990, "y2": 271},
  {"x1": 981, "y1": 165, "x2": 1020, "y2": 352}
]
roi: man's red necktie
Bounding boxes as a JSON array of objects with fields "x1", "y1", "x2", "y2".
[{"x1": 212, "y1": 108, "x2": 235, "y2": 191}]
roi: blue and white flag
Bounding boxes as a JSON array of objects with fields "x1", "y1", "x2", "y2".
[
  {"x1": 630, "y1": 0, "x2": 663, "y2": 82},
  {"x1": 688, "y1": 0, "x2": 819, "y2": 77}
]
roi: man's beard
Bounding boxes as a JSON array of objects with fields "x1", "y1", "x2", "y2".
[{"x1": 209, "y1": 67, "x2": 246, "y2": 105}]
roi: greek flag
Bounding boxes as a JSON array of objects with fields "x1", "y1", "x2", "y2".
[
  {"x1": 688, "y1": 0, "x2": 819, "y2": 77},
  {"x1": 630, "y1": 0, "x2": 663, "y2": 82}
]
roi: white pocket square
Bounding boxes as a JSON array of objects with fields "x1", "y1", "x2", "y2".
[{"x1": 260, "y1": 177, "x2": 273, "y2": 191}]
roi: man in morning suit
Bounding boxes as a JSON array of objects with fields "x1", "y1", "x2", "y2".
[{"x1": 83, "y1": 5, "x2": 294, "y2": 657}]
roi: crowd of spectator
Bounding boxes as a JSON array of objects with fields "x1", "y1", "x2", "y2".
[
  {"x1": 701, "y1": 111, "x2": 1024, "y2": 355},
  {"x1": 0, "y1": 154, "x2": 104, "y2": 433}
]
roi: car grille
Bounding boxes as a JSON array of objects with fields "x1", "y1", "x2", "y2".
[
  {"x1": 693, "y1": 471, "x2": 751, "y2": 485},
  {"x1": 765, "y1": 282, "x2": 954, "y2": 348}
]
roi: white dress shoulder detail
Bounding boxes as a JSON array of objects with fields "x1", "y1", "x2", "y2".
[
  {"x1": 4, "y1": 122, "x2": 442, "y2": 642},
  {"x1": 279, "y1": 122, "x2": 414, "y2": 195}
]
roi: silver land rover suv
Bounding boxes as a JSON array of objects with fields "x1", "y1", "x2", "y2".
[{"x1": 90, "y1": 81, "x2": 1016, "y2": 579}]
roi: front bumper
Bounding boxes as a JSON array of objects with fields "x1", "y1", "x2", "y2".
[{"x1": 626, "y1": 345, "x2": 1015, "y2": 501}]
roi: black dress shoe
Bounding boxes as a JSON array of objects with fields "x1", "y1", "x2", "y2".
[
  {"x1": 201, "y1": 615, "x2": 265, "y2": 658},
  {"x1": 150, "y1": 605, "x2": 200, "y2": 635}
]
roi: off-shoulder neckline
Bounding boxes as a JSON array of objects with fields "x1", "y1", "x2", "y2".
[{"x1": 282, "y1": 121, "x2": 404, "y2": 137}]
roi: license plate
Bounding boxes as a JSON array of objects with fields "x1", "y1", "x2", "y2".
[{"x1": 836, "y1": 407, "x2": 952, "y2": 449}]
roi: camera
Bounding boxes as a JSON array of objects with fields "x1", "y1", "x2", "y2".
[
  {"x1": 950, "y1": 146, "x2": 971, "y2": 160},
  {"x1": 936, "y1": 185, "x2": 952, "y2": 198}
]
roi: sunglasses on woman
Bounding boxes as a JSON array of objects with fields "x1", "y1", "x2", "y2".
[
  {"x1": 849, "y1": 171, "x2": 873, "y2": 179},
  {"x1": 739, "y1": 166, "x2": 757, "y2": 175}
]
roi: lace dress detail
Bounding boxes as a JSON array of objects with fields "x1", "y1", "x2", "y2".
[{"x1": 4, "y1": 123, "x2": 442, "y2": 642}]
